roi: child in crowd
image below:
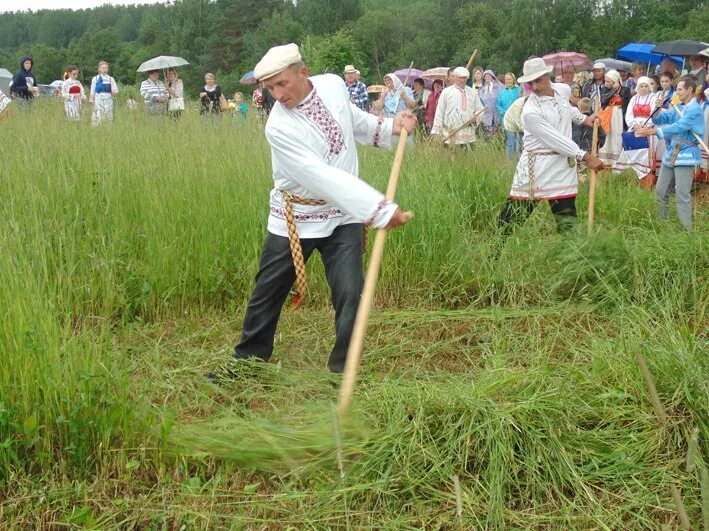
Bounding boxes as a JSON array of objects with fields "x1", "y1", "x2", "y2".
[
  {"x1": 61, "y1": 65, "x2": 86, "y2": 121},
  {"x1": 573, "y1": 97, "x2": 605, "y2": 153},
  {"x1": 89, "y1": 61, "x2": 118, "y2": 126},
  {"x1": 230, "y1": 91, "x2": 248, "y2": 118}
]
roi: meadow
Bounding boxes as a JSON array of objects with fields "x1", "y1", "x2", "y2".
[{"x1": 0, "y1": 100, "x2": 707, "y2": 529}]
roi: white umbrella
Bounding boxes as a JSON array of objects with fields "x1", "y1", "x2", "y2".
[{"x1": 137, "y1": 56, "x2": 189, "y2": 72}]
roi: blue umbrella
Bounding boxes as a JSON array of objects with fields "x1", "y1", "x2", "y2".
[
  {"x1": 240, "y1": 70, "x2": 256, "y2": 85},
  {"x1": 616, "y1": 43, "x2": 683, "y2": 66}
]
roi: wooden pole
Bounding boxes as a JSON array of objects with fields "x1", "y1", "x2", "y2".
[
  {"x1": 465, "y1": 49, "x2": 479, "y2": 71},
  {"x1": 439, "y1": 110, "x2": 484, "y2": 145},
  {"x1": 338, "y1": 129, "x2": 409, "y2": 416},
  {"x1": 587, "y1": 96, "x2": 600, "y2": 235}
]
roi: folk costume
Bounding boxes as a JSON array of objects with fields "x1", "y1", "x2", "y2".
[
  {"x1": 430, "y1": 67, "x2": 484, "y2": 146},
  {"x1": 89, "y1": 73, "x2": 118, "y2": 126},
  {"x1": 597, "y1": 70, "x2": 629, "y2": 164},
  {"x1": 499, "y1": 59, "x2": 589, "y2": 234},
  {"x1": 61, "y1": 78, "x2": 86, "y2": 121},
  {"x1": 652, "y1": 98, "x2": 705, "y2": 232},
  {"x1": 232, "y1": 44, "x2": 400, "y2": 373},
  {"x1": 614, "y1": 78, "x2": 656, "y2": 179}
]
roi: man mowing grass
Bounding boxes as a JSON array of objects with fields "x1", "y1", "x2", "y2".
[
  {"x1": 499, "y1": 57, "x2": 605, "y2": 234},
  {"x1": 211, "y1": 44, "x2": 416, "y2": 378}
]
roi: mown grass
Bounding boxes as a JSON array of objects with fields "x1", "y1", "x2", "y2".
[{"x1": 0, "y1": 100, "x2": 707, "y2": 529}]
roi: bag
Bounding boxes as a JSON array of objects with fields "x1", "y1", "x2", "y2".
[
  {"x1": 639, "y1": 172, "x2": 656, "y2": 190},
  {"x1": 219, "y1": 94, "x2": 228, "y2": 111},
  {"x1": 0, "y1": 89, "x2": 11, "y2": 114},
  {"x1": 168, "y1": 97, "x2": 185, "y2": 112},
  {"x1": 622, "y1": 131, "x2": 649, "y2": 151}
]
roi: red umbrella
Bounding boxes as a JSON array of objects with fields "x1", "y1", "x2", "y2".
[{"x1": 542, "y1": 52, "x2": 592, "y2": 76}]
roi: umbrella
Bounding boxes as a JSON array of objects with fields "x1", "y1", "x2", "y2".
[
  {"x1": 542, "y1": 51, "x2": 592, "y2": 76},
  {"x1": 239, "y1": 70, "x2": 256, "y2": 85},
  {"x1": 392, "y1": 67, "x2": 427, "y2": 87},
  {"x1": 652, "y1": 40, "x2": 709, "y2": 57},
  {"x1": 367, "y1": 84, "x2": 386, "y2": 94},
  {"x1": 616, "y1": 43, "x2": 683, "y2": 66},
  {"x1": 0, "y1": 68, "x2": 12, "y2": 94},
  {"x1": 137, "y1": 55, "x2": 189, "y2": 72},
  {"x1": 421, "y1": 67, "x2": 449, "y2": 81},
  {"x1": 595, "y1": 58, "x2": 633, "y2": 72}
]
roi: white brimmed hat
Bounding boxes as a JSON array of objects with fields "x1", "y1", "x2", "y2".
[
  {"x1": 517, "y1": 57, "x2": 553, "y2": 83},
  {"x1": 254, "y1": 43, "x2": 302, "y2": 81},
  {"x1": 344, "y1": 64, "x2": 356, "y2": 73}
]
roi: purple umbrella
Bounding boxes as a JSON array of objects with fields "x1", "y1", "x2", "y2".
[{"x1": 393, "y1": 68, "x2": 429, "y2": 87}]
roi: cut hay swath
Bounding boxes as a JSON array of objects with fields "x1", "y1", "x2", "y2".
[{"x1": 173, "y1": 115, "x2": 412, "y2": 470}]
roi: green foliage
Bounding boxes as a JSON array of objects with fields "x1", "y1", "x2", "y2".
[
  {"x1": 301, "y1": 28, "x2": 365, "y2": 75},
  {"x1": 0, "y1": 0, "x2": 706, "y2": 91}
]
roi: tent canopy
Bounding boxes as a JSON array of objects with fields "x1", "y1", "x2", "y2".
[{"x1": 0, "y1": 68, "x2": 12, "y2": 94}]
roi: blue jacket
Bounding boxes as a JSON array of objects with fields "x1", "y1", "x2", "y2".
[
  {"x1": 496, "y1": 86, "x2": 521, "y2": 120},
  {"x1": 654, "y1": 99, "x2": 705, "y2": 167},
  {"x1": 11, "y1": 55, "x2": 35, "y2": 99}
]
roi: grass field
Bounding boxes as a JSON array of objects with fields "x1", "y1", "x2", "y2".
[{"x1": 0, "y1": 100, "x2": 707, "y2": 529}]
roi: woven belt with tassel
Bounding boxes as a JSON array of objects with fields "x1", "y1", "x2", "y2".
[
  {"x1": 524, "y1": 150, "x2": 574, "y2": 199},
  {"x1": 281, "y1": 190, "x2": 370, "y2": 308},
  {"x1": 281, "y1": 191, "x2": 327, "y2": 308}
]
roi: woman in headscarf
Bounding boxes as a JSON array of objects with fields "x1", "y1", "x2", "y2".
[
  {"x1": 478, "y1": 69, "x2": 503, "y2": 138},
  {"x1": 614, "y1": 76, "x2": 656, "y2": 180},
  {"x1": 372, "y1": 73, "x2": 416, "y2": 118},
  {"x1": 597, "y1": 69, "x2": 630, "y2": 164}
]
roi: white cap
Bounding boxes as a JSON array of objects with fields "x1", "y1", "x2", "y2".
[
  {"x1": 453, "y1": 66, "x2": 470, "y2": 78},
  {"x1": 592, "y1": 62, "x2": 606, "y2": 70},
  {"x1": 254, "y1": 43, "x2": 302, "y2": 82},
  {"x1": 517, "y1": 57, "x2": 554, "y2": 83}
]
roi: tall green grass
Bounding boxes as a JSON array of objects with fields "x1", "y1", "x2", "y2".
[{"x1": 0, "y1": 101, "x2": 706, "y2": 527}]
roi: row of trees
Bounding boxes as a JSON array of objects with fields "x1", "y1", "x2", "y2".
[{"x1": 0, "y1": 0, "x2": 706, "y2": 97}]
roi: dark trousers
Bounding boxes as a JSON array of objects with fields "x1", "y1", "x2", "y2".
[
  {"x1": 498, "y1": 197, "x2": 577, "y2": 235},
  {"x1": 234, "y1": 223, "x2": 364, "y2": 373}
]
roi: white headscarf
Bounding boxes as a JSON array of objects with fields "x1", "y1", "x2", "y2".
[{"x1": 384, "y1": 73, "x2": 403, "y2": 92}]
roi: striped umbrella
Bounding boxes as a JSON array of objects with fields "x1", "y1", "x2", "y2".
[{"x1": 542, "y1": 51, "x2": 592, "y2": 76}]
